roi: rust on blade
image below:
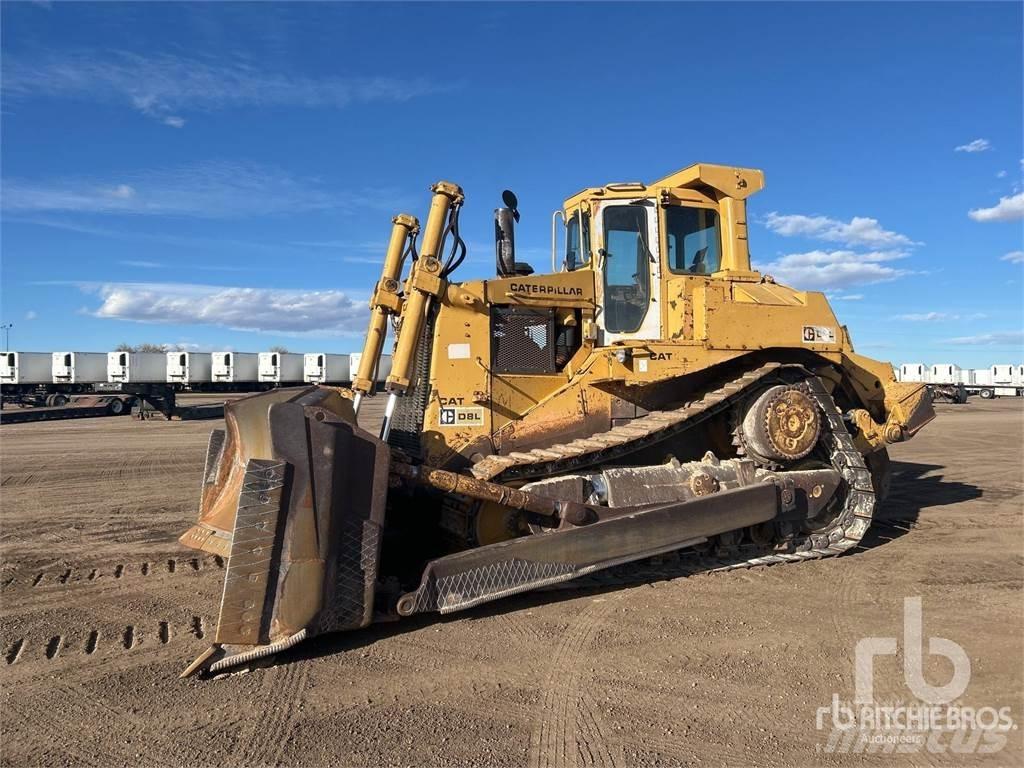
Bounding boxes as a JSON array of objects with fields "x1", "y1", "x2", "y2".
[{"x1": 179, "y1": 388, "x2": 309, "y2": 556}]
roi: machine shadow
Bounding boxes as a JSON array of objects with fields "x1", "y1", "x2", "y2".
[
  {"x1": 280, "y1": 459, "x2": 983, "y2": 669},
  {"x1": 855, "y1": 460, "x2": 981, "y2": 552}
]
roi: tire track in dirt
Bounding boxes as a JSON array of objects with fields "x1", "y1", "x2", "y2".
[
  {"x1": 528, "y1": 597, "x2": 621, "y2": 768},
  {"x1": 227, "y1": 660, "x2": 311, "y2": 768}
]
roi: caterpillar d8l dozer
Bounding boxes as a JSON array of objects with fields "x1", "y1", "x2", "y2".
[{"x1": 178, "y1": 164, "x2": 934, "y2": 676}]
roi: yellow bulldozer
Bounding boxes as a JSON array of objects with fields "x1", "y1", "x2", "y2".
[{"x1": 179, "y1": 164, "x2": 934, "y2": 676}]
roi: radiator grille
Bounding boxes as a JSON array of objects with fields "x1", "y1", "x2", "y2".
[{"x1": 491, "y1": 307, "x2": 557, "y2": 375}]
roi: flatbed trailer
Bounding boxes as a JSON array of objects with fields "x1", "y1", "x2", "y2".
[
  {"x1": 0, "y1": 394, "x2": 136, "y2": 424},
  {"x1": 93, "y1": 382, "x2": 224, "y2": 420},
  {"x1": 964, "y1": 384, "x2": 1024, "y2": 399}
]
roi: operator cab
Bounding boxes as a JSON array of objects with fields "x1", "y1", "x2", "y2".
[{"x1": 553, "y1": 164, "x2": 764, "y2": 343}]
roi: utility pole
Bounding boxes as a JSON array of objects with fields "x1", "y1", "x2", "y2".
[{"x1": 0, "y1": 324, "x2": 11, "y2": 351}]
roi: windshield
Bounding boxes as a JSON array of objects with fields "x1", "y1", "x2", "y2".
[
  {"x1": 665, "y1": 206, "x2": 721, "y2": 274},
  {"x1": 565, "y1": 211, "x2": 591, "y2": 271}
]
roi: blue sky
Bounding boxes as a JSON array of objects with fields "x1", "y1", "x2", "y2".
[{"x1": 2, "y1": 1, "x2": 1021, "y2": 368}]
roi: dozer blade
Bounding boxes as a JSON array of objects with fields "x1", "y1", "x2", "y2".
[{"x1": 179, "y1": 387, "x2": 390, "y2": 669}]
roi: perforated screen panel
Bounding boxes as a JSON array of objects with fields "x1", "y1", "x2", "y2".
[{"x1": 491, "y1": 307, "x2": 557, "y2": 375}]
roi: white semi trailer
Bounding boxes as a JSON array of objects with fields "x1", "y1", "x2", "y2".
[
  {"x1": 303, "y1": 353, "x2": 351, "y2": 384},
  {"x1": 211, "y1": 352, "x2": 259, "y2": 387},
  {"x1": 898, "y1": 363, "x2": 929, "y2": 383},
  {"x1": 166, "y1": 352, "x2": 213, "y2": 389},
  {"x1": 349, "y1": 353, "x2": 393, "y2": 384},
  {"x1": 969, "y1": 364, "x2": 1024, "y2": 398},
  {"x1": 1, "y1": 352, "x2": 52, "y2": 386},
  {"x1": 258, "y1": 352, "x2": 304, "y2": 385},
  {"x1": 53, "y1": 352, "x2": 108, "y2": 388},
  {"x1": 926, "y1": 363, "x2": 967, "y2": 403},
  {"x1": 1, "y1": 352, "x2": 72, "y2": 405},
  {"x1": 107, "y1": 351, "x2": 168, "y2": 383}
]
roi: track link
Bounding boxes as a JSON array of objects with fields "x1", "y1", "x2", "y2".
[{"x1": 471, "y1": 365, "x2": 876, "y2": 573}]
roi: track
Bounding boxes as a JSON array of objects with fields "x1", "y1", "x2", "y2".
[{"x1": 473, "y1": 365, "x2": 876, "y2": 574}]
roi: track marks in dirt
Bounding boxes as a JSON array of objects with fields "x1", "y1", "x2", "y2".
[
  {"x1": 529, "y1": 598, "x2": 623, "y2": 768},
  {"x1": 4, "y1": 615, "x2": 208, "y2": 667},
  {"x1": 5, "y1": 637, "x2": 24, "y2": 664},
  {"x1": 1, "y1": 554, "x2": 224, "y2": 592},
  {"x1": 227, "y1": 662, "x2": 311, "y2": 768}
]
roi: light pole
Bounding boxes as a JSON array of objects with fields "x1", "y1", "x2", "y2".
[{"x1": 0, "y1": 324, "x2": 11, "y2": 351}]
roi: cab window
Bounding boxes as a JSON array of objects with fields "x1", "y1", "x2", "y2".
[
  {"x1": 602, "y1": 205, "x2": 650, "y2": 333},
  {"x1": 565, "y1": 212, "x2": 591, "y2": 271},
  {"x1": 665, "y1": 206, "x2": 721, "y2": 274}
]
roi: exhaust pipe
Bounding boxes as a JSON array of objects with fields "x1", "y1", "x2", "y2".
[{"x1": 495, "y1": 189, "x2": 520, "y2": 277}]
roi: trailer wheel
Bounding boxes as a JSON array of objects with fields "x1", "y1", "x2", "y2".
[
  {"x1": 979, "y1": 388, "x2": 994, "y2": 399},
  {"x1": 51, "y1": 394, "x2": 69, "y2": 407},
  {"x1": 107, "y1": 397, "x2": 127, "y2": 415}
]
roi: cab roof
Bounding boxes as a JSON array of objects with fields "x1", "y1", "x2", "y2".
[{"x1": 562, "y1": 163, "x2": 765, "y2": 212}]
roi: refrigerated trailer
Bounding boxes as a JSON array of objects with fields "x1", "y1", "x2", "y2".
[
  {"x1": 166, "y1": 352, "x2": 213, "y2": 389},
  {"x1": 969, "y1": 364, "x2": 1024, "y2": 398},
  {"x1": 1, "y1": 352, "x2": 76, "y2": 405},
  {"x1": 211, "y1": 352, "x2": 259, "y2": 388},
  {"x1": 258, "y1": 352, "x2": 304, "y2": 385},
  {"x1": 303, "y1": 353, "x2": 351, "y2": 384},
  {"x1": 107, "y1": 352, "x2": 168, "y2": 383},
  {"x1": 926, "y1": 363, "x2": 967, "y2": 403},
  {"x1": 348, "y1": 352, "x2": 393, "y2": 384},
  {"x1": 1, "y1": 352, "x2": 51, "y2": 386},
  {"x1": 52, "y1": 352, "x2": 107, "y2": 388},
  {"x1": 898, "y1": 363, "x2": 929, "y2": 383}
]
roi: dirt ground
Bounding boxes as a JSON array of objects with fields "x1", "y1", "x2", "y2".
[{"x1": 1, "y1": 397, "x2": 1021, "y2": 767}]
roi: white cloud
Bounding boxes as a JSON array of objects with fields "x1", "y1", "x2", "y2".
[
  {"x1": 107, "y1": 184, "x2": 136, "y2": 199},
  {"x1": 2, "y1": 161, "x2": 394, "y2": 218},
  {"x1": 894, "y1": 312, "x2": 950, "y2": 322},
  {"x1": 119, "y1": 260, "x2": 163, "y2": 268},
  {"x1": 1002, "y1": 251, "x2": 1024, "y2": 264},
  {"x1": 968, "y1": 192, "x2": 1024, "y2": 222},
  {"x1": 996, "y1": 170, "x2": 1008, "y2": 179},
  {"x1": 24, "y1": 310, "x2": 37, "y2": 320},
  {"x1": 83, "y1": 281, "x2": 369, "y2": 335},
  {"x1": 755, "y1": 250, "x2": 910, "y2": 290},
  {"x1": 763, "y1": 212, "x2": 918, "y2": 248},
  {"x1": 2, "y1": 50, "x2": 446, "y2": 126},
  {"x1": 833, "y1": 294, "x2": 863, "y2": 301},
  {"x1": 893, "y1": 311, "x2": 986, "y2": 322},
  {"x1": 954, "y1": 138, "x2": 992, "y2": 153},
  {"x1": 946, "y1": 330, "x2": 1024, "y2": 346}
]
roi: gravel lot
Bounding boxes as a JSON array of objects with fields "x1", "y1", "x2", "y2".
[{"x1": 2, "y1": 397, "x2": 1021, "y2": 767}]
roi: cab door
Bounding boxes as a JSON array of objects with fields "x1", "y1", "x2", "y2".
[{"x1": 596, "y1": 201, "x2": 661, "y2": 342}]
